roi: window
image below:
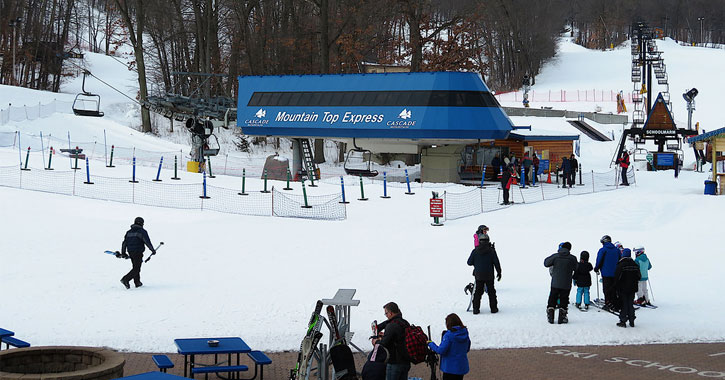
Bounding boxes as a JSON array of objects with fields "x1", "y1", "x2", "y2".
[{"x1": 248, "y1": 90, "x2": 498, "y2": 107}]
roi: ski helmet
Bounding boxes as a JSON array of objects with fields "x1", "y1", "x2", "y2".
[
  {"x1": 134, "y1": 217, "x2": 144, "y2": 226},
  {"x1": 476, "y1": 225, "x2": 489, "y2": 234},
  {"x1": 580, "y1": 251, "x2": 590, "y2": 261},
  {"x1": 600, "y1": 235, "x2": 611, "y2": 244}
]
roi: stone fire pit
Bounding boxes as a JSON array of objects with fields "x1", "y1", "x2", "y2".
[{"x1": 0, "y1": 346, "x2": 125, "y2": 380}]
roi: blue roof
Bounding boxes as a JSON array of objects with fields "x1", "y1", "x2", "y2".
[
  {"x1": 687, "y1": 126, "x2": 725, "y2": 143},
  {"x1": 236, "y1": 72, "x2": 513, "y2": 140}
]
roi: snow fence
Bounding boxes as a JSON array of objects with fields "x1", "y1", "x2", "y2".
[{"x1": 0, "y1": 165, "x2": 346, "y2": 221}]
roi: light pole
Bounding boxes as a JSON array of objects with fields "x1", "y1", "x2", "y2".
[
  {"x1": 8, "y1": 17, "x2": 22, "y2": 86},
  {"x1": 697, "y1": 17, "x2": 704, "y2": 45}
]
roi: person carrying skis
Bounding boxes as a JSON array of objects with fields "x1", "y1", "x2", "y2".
[
  {"x1": 427, "y1": 313, "x2": 470, "y2": 380},
  {"x1": 614, "y1": 248, "x2": 641, "y2": 327},
  {"x1": 467, "y1": 234, "x2": 501, "y2": 314},
  {"x1": 617, "y1": 150, "x2": 630, "y2": 186},
  {"x1": 633, "y1": 246, "x2": 653, "y2": 306},
  {"x1": 572, "y1": 251, "x2": 593, "y2": 310},
  {"x1": 374, "y1": 302, "x2": 411, "y2": 380},
  {"x1": 120, "y1": 217, "x2": 155, "y2": 289},
  {"x1": 594, "y1": 235, "x2": 620, "y2": 312},
  {"x1": 544, "y1": 242, "x2": 578, "y2": 324}
]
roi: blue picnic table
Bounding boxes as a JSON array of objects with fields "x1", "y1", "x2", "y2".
[
  {"x1": 175, "y1": 337, "x2": 251, "y2": 379},
  {"x1": 0, "y1": 328, "x2": 14, "y2": 339},
  {"x1": 113, "y1": 371, "x2": 190, "y2": 380}
]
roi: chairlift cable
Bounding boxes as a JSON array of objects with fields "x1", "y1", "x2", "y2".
[{"x1": 64, "y1": 58, "x2": 141, "y2": 105}]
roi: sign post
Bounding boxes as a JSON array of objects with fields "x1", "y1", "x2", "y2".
[{"x1": 430, "y1": 193, "x2": 444, "y2": 226}]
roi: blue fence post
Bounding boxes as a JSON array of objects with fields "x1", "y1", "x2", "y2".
[
  {"x1": 381, "y1": 171, "x2": 391, "y2": 198},
  {"x1": 404, "y1": 169, "x2": 415, "y2": 195},
  {"x1": 83, "y1": 157, "x2": 94, "y2": 184},
  {"x1": 238, "y1": 168, "x2": 248, "y2": 196},
  {"x1": 154, "y1": 156, "x2": 163, "y2": 182},
  {"x1": 480, "y1": 164, "x2": 487, "y2": 188},
  {"x1": 129, "y1": 157, "x2": 139, "y2": 183},
  {"x1": 199, "y1": 171, "x2": 210, "y2": 199},
  {"x1": 521, "y1": 166, "x2": 526, "y2": 188},
  {"x1": 339, "y1": 176, "x2": 349, "y2": 204}
]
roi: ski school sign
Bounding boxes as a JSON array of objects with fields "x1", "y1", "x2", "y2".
[{"x1": 547, "y1": 349, "x2": 725, "y2": 378}]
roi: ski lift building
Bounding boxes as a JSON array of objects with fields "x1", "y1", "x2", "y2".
[{"x1": 236, "y1": 71, "x2": 517, "y2": 183}]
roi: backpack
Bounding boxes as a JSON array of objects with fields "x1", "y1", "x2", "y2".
[{"x1": 399, "y1": 323, "x2": 429, "y2": 364}]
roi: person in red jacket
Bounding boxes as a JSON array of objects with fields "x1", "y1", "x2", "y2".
[{"x1": 617, "y1": 150, "x2": 630, "y2": 186}]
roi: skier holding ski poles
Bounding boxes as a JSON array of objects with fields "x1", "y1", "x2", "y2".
[{"x1": 120, "y1": 217, "x2": 155, "y2": 289}]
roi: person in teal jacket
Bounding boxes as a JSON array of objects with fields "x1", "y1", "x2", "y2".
[
  {"x1": 634, "y1": 246, "x2": 653, "y2": 306},
  {"x1": 428, "y1": 313, "x2": 470, "y2": 380}
]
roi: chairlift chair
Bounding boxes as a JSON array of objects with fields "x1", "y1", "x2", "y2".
[
  {"x1": 344, "y1": 142, "x2": 378, "y2": 177},
  {"x1": 72, "y1": 70, "x2": 104, "y2": 117}
]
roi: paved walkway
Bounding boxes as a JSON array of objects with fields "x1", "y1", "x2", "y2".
[{"x1": 120, "y1": 342, "x2": 725, "y2": 380}]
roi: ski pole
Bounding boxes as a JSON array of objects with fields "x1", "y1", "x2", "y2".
[
  {"x1": 648, "y1": 278, "x2": 654, "y2": 303},
  {"x1": 144, "y1": 242, "x2": 165, "y2": 263},
  {"x1": 596, "y1": 272, "x2": 600, "y2": 303}
]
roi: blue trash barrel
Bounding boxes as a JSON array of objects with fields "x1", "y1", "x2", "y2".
[{"x1": 704, "y1": 180, "x2": 717, "y2": 195}]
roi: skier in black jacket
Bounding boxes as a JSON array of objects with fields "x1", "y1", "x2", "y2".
[
  {"x1": 120, "y1": 217, "x2": 155, "y2": 289},
  {"x1": 614, "y1": 248, "x2": 641, "y2": 327},
  {"x1": 544, "y1": 242, "x2": 578, "y2": 324},
  {"x1": 572, "y1": 251, "x2": 593, "y2": 310},
  {"x1": 374, "y1": 302, "x2": 411, "y2": 380},
  {"x1": 467, "y1": 234, "x2": 502, "y2": 314}
]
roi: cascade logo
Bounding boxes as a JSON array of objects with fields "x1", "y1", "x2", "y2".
[
  {"x1": 387, "y1": 108, "x2": 415, "y2": 128},
  {"x1": 245, "y1": 108, "x2": 269, "y2": 126}
]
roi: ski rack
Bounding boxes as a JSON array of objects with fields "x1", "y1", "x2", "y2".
[{"x1": 308, "y1": 289, "x2": 362, "y2": 380}]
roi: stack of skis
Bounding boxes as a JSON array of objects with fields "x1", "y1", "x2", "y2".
[{"x1": 289, "y1": 301, "x2": 358, "y2": 380}]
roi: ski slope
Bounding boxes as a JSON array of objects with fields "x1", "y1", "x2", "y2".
[{"x1": 0, "y1": 37, "x2": 724, "y2": 353}]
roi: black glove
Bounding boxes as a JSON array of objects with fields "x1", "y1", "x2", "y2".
[
  {"x1": 151, "y1": 250, "x2": 157, "y2": 255},
  {"x1": 497, "y1": 273, "x2": 502, "y2": 282}
]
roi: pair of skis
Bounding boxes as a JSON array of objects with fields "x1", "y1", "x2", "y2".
[
  {"x1": 290, "y1": 301, "x2": 324, "y2": 380},
  {"x1": 327, "y1": 305, "x2": 357, "y2": 380}
]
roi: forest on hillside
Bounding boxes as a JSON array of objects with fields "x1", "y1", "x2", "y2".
[{"x1": 1, "y1": 0, "x2": 722, "y2": 98}]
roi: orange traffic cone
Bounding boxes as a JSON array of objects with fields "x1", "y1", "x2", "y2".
[{"x1": 546, "y1": 171, "x2": 552, "y2": 184}]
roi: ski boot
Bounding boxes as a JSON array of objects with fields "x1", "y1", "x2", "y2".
[
  {"x1": 547, "y1": 307, "x2": 555, "y2": 324},
  {"x1": 558, "y1": 308, "x2": 568, "y2": 324},
  {"x1": 120, "y1": 279, "x2": 130, "y2": 289},
  {"x1": 616, "y1": 321, "x2": 627, "y2": 328}
]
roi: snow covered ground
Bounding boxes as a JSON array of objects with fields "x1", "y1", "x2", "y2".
[{"x1": 0, "y1": 37, "x2": 723, "y2": 353}]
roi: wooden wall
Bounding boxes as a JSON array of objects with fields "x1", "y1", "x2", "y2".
[{"x1": 467, "y1": 139, "x2": 574, "y2": 179}]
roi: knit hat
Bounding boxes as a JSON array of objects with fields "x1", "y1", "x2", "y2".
[
  {"x1": 633, "y1": 246, "x2": 645, "y2": 256},
  {"x1": 134, "y1": 217, "x2": 144, "y2": 226},
  {"x1": 621, "y1": 248, "x2": 632, "y2": 258},
  {"x1": 580, "y1": 251, "x2": 589, "y2": 261}
]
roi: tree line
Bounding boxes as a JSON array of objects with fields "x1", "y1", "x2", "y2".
[{"x1": 1, "y1": 0, "x2": 723, "y2": 133}]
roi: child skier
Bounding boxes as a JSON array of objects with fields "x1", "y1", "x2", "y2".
[
  {"x1": 473, "y1": 225, "x2": 489, "y2": 247},
  {"x1": 633, "y1": 246, "x2": 653, "y2": 306},
  {"x1": 572, "y1": 251, "x2": 593, "y2": 310}
]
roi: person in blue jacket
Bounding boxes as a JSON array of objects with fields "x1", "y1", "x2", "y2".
[
  {"x1": 594, "y1": 235, "x2": 620, "y2": 311},
  {"x1": 427, "y1": 313, "x2": 470, "y2": 380}
]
